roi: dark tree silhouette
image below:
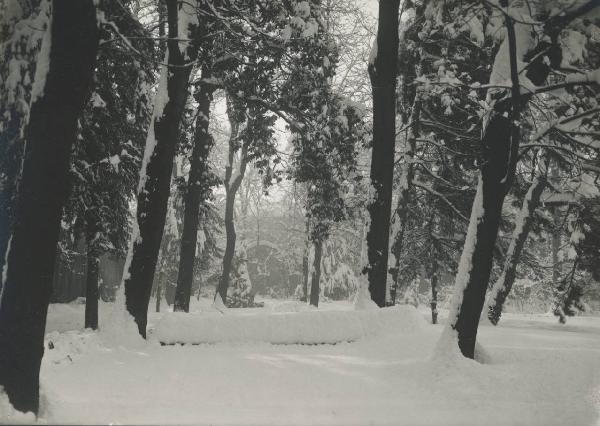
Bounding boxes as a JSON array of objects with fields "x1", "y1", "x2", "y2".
[
  {"x1": 0, "y1": 0, "x2": 98, "y2": 413},
  {"x1": 365, "y1": 0, "x2": 400, "y2": 307},
  {"x1": 124, "y1": 0, "x2": 198, "y2": 337}
]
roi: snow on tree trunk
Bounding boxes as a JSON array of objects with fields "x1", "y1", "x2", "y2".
[
  {"x1": 365, "y1": 0, "x2": 400, "y2": 308},
  {"x1": 0, "y1": 0, "x2": 47, "y2": 284},
  {"x1": 174, "y1": 64, "x2": 215, "y2": 312},
  {"x1": 123, "y1": 0, "x2": 198, "y2": 337},
  {"x1": 487, "y1": 176, "x2": 546, "y2": 325},
  {"x1": 354, "y1": 277, "x2": 378, "y2": 310},
  {"x1": 447, "y1": 119, "x2": 516, "y2": 358},
  {"x1": 0, "y1": 0, "x2": 98, "y2": 413},
  {"x1": 309, "y1": 239, "x2": 324, "y2": 307},
  {"x1": 443, "y1": 1, "x2": 533, "y2": 359}
]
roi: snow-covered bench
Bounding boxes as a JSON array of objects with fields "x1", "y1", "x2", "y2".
[{"x1": 153, "y1": 305, "x2": 426, "y2": 345}]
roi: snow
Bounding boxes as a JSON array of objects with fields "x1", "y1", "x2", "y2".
[
  {"x1": 1, "y1": 0, "x2": 23, "y2": 24},
  {"x1": 165, "y1": 200, "x2": 179, "y2": 240},
  {"x1": 368, "y1": 37, "x2": 377, "y2": 66},
  {"x1": 461, "y1": 14, "x2": 485, "y2": 46},
  {"x1": 488, "y1": 3, "x2": 537, "y2": 93},
  {"x1": 3, "y1": 300, "x2": 599, "y2": 425},
  {"x1": 177, "y1": 0, "x2": 198, "y2": 59},
  {"x1": 30, "y1": 10, "x2": 51, "y2": 104},
  {"x1": 281, "y1": 25, "x2": 292, "y2": 42},
  {"x1": 0, "y1": 391, "x2": 35, "y2": 425},
  {"x1": 561, "y1": 29, "x2": 587, "y2": 67},
  {"x1": 0, "y1": 236, "x2": 11, "y2": 305},
  {"x1": 301, "y1": 20, "x2": 318, "y2": 38},
  {"x1": 353, "y1": 279, "x2": 378, "y2": 310},
  {"x1": 294, "y1": 1, "x2": 310, "y2": 19},
  {"x1": 90, "y1": 92, "x2": 106, "y2": 108},
  {"x1": 566, "y1": 68, "x2": 600, "y2": 86},
  {"x1": 137, "y1": 50, "x2": 169, "y2": 195},
  {"x1": 213, "y1": 293, "x2": 228, "y2": 313},
  {"x1": 154, "y1": 305, "x2": 422, "y2": 345}
]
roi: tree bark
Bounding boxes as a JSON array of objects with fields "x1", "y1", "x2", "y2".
[
  {"x1": 301, "y1": 220, "x2": 310, "y2": 302},
  {"x1": 551, "y1": 204, "x2": 566, "y2": 323},
  {"x1": 309, "y1": 239, "x2": 323, "y2": 307},
  {"x1": 174, "y1": 65, "x2": 215, "y2": 312},
  {"x1": 155, "y1": 280, "x2": 161, "y2": 313},
  {"x1": 0, "y1": 0, "x2": 98, "y2": 413},
  {"x1": 365, "y1": 0, "x2": 400, "y2": 307},
  {"x1": 124, "y1": 0, "x2": 198, "y2": 337},
  {"x1": 218, "y1": 193, "x2": 237, "y2": 304},
  {"x1": 390, "y1": 91, "x2": 421, "y2": 303},
  {"x1": 487, "y1": 176, "x2": 546, "y2": 324},
  {"x1": 449, "y1": 3, "x2": 525, "y2": 359},
  {"x1": 85, "y1": 250, "x2": 99, "y2": 330},
  {"x1": 215, "y1": 112, "x2": 247, "y2": 304},
  {"x1": 430, "y1": 261, "x2": 438, "y2": 325}
]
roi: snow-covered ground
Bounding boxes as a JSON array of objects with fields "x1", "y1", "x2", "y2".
[{"x1": 2, "y1": 298, "x2": 600, "y2": 425}]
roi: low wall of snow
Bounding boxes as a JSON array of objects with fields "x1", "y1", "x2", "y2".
[{"x1": 153, "y1": 306, "x2": 426, "y2": 345}]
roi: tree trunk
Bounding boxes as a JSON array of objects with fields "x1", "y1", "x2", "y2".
[
  {"x1": 174, "y1": 65, "x2": 215, "y2": 312},
  {"x1": 85, "y1": 250, "x2": 99, "y2": 330},
  {"x1": 365, "y1": 0, "x2": 400, "y2": 307},
  {"x1": 124, "y1": 0, "x2": 198, "y2": 337},
  {"x1": 486, "y1": 176, "x2": 546, "y2": 324},
  {"x1": 301, "y1": 220, "x2": 310, "y2": 302},
  {"x1": 430, "y1": 261, "x2": 438, "y2": 325},
  {"x1": 156, "y1": 269, "x2": 166, "y2": 313},
  {"x1": 448, "y1": 4, "x2": 524, "y2": 359},
  {"x1": 215, "y1": 111, "x2": 247, "y2": 304},
  {"x1": 256, "y1": 214, "x2": 260, "y2": 247},
  {"x1": 196, "y1": 271, "x2": 203, "y2": 300},
  {"x1": 217, "y1": 185, "x2": 239, "y2": 304},
  {"x1": 309, "y1": 239, "x2": 323, "y2": 307},
  {"x1": 390, "y1": 91, "x2": 421, "y2": 303},
  {"x1": 155, "y1": 277, "x2": 162, "y2": 313},
  {"x1": 0, "y1": 0, "x2": 98, "y2": 413},
  {"x1": 551, "y1": 204, "x2": 566, "y2": 323}
]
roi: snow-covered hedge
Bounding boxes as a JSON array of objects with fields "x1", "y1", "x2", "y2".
[{"x1": 153, "y1": 305, "x2": 426, "y2": 345}]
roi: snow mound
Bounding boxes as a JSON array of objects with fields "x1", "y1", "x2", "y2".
[
  {"x1": 154, "y1": 306, "x2": 426, "y2": 345},
  {"x1": 353, "y1": 282, "x2": 378, "y2": 310},
  {"x1": 0, "y1": 389, "x2": 36, "y2": 425},
  {"x1": 212, "y1": 293, "x2": 228, "y2": 313},
  {"x1": 269, "y1": 301, "x2": 316, "y2": 313}
]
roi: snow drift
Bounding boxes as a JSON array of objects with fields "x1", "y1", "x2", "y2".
[{"x1": 153, "y1": 305, "x2": 426, "y2": 345}]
